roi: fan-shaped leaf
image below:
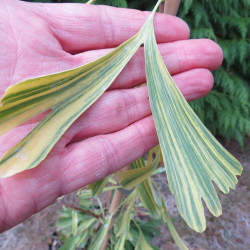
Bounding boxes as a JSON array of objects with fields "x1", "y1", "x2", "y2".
[
  {"x1": 0, "y1": 18, "x2": 147, "y2": 177},
  {"x1": 144, "y1": 17, "x2": 242, "y2": 232},
  {"x1": 119, "y1": 150, "x2": 160, "y2": 189}
]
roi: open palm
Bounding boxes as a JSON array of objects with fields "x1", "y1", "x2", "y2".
[{"x1": 0, "y1": 0, "x2": 223, "y2": 232}]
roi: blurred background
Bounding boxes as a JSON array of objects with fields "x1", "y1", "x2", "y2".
[{"x1": 0, "y1": 0, "x2": 249, "y2": 249}]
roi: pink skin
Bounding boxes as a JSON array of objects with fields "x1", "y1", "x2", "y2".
[{"x1": 0, "y1": 0, "x2": 223, "y2": 232}]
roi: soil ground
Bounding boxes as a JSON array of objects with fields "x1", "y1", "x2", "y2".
[{"x1": 0, "y1": 138, "x2": 249, "y2": 250}]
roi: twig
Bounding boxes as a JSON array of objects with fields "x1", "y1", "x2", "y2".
[
  {"x1": 103, "y1": 189, "x2": 112, "y2": 209},
  {"x1": 63, "y1": 203, "x2": 100, "y2": 219},
  {"x1": 101, "y1": 165, "x2": 130, "y2": 250},
  {"x1": 160, "y1": 0, "x2": 181, "y2": 15}
]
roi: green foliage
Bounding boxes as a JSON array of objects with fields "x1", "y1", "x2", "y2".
[
  {"x1": 57, "y1": 151, "x2": 187, "y2": 249},
  {"x1": 56, "y1": 176, "x2": 164, "y2": 249},
  {"x1": 177, "y1": 0, "x2": 250, "y2": 147}
]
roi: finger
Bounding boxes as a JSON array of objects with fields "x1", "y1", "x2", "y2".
[
  {"x1": 62, "y1": 115, "x2": 158, "y2": 194},
  {"x1": 173, "y1": 68, "x2": 214, "y2": 101},
  {"x1": 72, "y1": 39, "x2": 222, "y2": 89},
  {"x1": 64, "y1": 68, "x2": 213, "y2": 145},
  {"x1": 41, "y1": 3, "x2": 189, "y2": 52}
]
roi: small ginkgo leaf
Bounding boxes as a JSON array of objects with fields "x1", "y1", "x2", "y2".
[
  {"x1": 119, "y1": 149, "x2": 160, "y2": 189},
  {"x1": 147, "y1": 145, "x2": 160, "y2": 165},
  {"x1": 72, "y1": 210, "x2": 78, "y2": 236},
  {"x1": 88, "y1": 215, "x2": 112, "y2": 250},
  {"x1": 114, "y1": 192, "x2": 136, "y2": 250},
  {"x1": 76, "y1": 230, "x2": 91, "y2": 249},
  {"x1": 77, "y1": 217, "x2": 96, "y2": 234},
  {"x1": 144, "y1": 15, "x2": 243, "y2": 232},
  {"x1": 115, "y1": 191, "x2": 136, "y2": 237},
  {"x1": 58, "y1": 235, "x2": 81, "y2": 250},
  {"x1": 130, "y1": 157, "x2": 162, "y2": 219},
  {"x1": 135, "y1": 231, "x2": 154, "y2": 250},
  {"x1": 88, "y1": 176, "x2": 110, "y2": 196}
]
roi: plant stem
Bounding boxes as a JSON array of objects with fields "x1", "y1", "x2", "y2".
[
  {"x1": 160, "y1": 0, "x2": 181, "y2": 15},
  {"x1": 103, "y1": 189, "x2": 112, "y2": 208},
  {"x1": 101, "y1": 165, "x2": 130, "y2": 250}
]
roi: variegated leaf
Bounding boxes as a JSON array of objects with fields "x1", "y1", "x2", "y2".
[
  {"x1": 88, "y1": 176, "x2": 110, "y2": 196},
  {"x1": 131, "y1": 157, "x2": 161, "y2": 219},
  {"x1": 0, "y1": 18, "x2": 148, "y2": 177},
  {"x1": 144, "y1": 14, "x2": 242, "y2": 232},
  {"x1": 119, "y1": 149, "x2": 160, "y2": 189},
  {"x1": 135, "y1": 231, "x2": 154, "y2": 250},
  {"x1": 88, "y1": 215, "x2": 112, "y2": 250}
]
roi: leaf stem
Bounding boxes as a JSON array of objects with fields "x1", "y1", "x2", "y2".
[{"x1": 86, "y1": 0, "x2": 96, "y2": 4}]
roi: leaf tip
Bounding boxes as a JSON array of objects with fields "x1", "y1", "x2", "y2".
[{"x1": 190, "y1": 220, "x2": 206, "y2": 233}]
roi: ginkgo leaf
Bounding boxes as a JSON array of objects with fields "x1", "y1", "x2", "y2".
[
  {"x1": 130, "y1": 156, "x2": 162, "y2": 219},
  {"x1": 144, "y1": 14, "x2": 243, "y2": 232},
  {"x1": 114, "y1": 191, "x2": 136, "y2": 235},
  {"x1": 119, "y1": 149, "x2": 160, "y2": 189},
  {"x1": 114, "y1": 192, "x2": 136, "y2": 250},
  {"x1": 0, "y1": 16, "x2": 149, "y2": 178},
  {"x1": 88, "y1": 176, "x2": 110, "y2": 196},
  {"x1": 135, "y1": 231, "x2": 154, "y2": 250},
  {"x1": 88, "y1": 215, "x2": 112, "y2": 250},
  {"x1": 77, "y1": 217, "x2": 96, "y2": 234},
  {"x1": 58, "y1": 235, "x2": 81, "y2": 250},
  {"x1": 72, "y1": 210, "x2": 78, "y2": 236}
]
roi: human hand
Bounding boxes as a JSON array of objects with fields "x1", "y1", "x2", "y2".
[{"x1": 0, "y1": 0, "x2": 223, "y2": 232}]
